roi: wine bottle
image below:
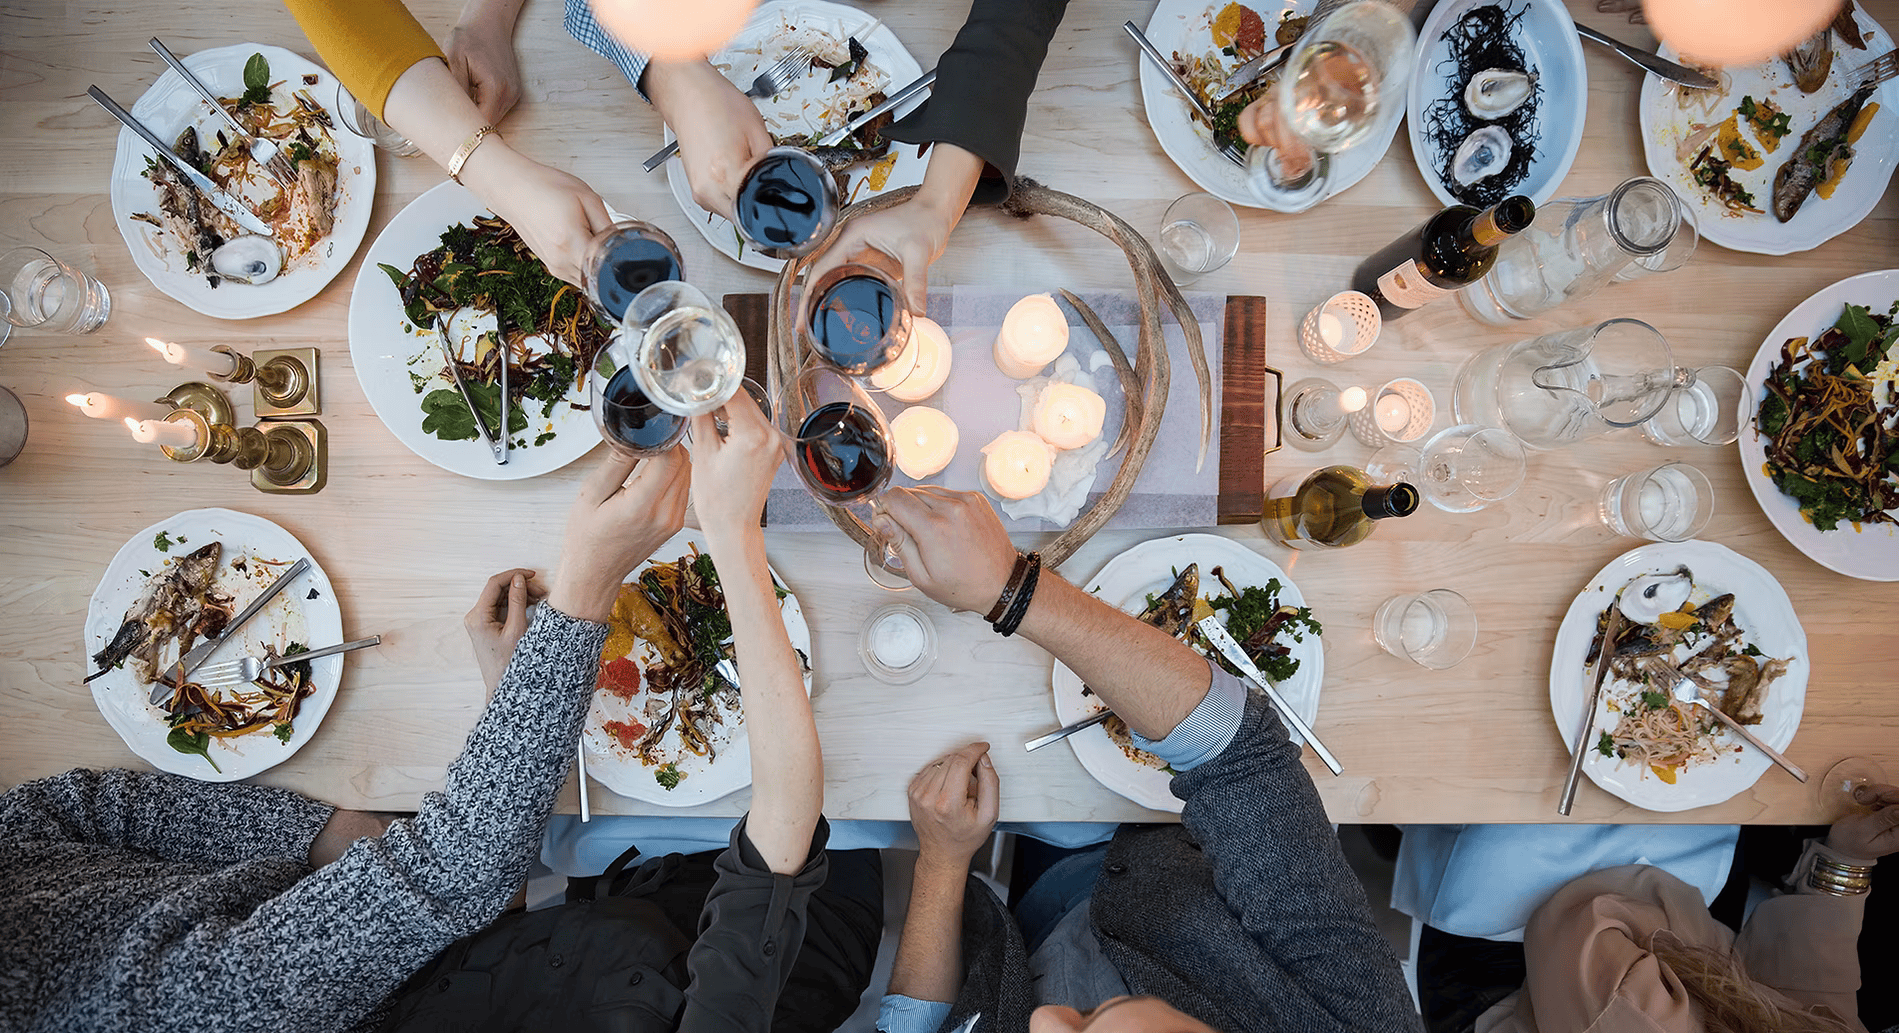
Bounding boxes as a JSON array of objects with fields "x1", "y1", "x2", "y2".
[
  {"x1": 1352, "y1": 196, "x2": 1536, "y2": 321},
  {"x1": 1261, "y1": 465, "x2": 1419, "y2": 550}
]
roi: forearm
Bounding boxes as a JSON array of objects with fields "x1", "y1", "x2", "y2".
[
  {"x1": 280, "y1": 0, "x2": 443, "y2": 121},
  {"x1": 1015, "y1": 574, "x2": 1211, "y2": 739},
  {"x1": 0, "y1": 768, "x2": 331, "y2": 865},
  {"x1": 913, "y1": 144, "x2": 985, "y2": 235},
  {"x1": 888, "y1": 856, "x2": 969, "y2": 1003}
]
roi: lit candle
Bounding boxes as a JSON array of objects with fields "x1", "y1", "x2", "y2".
[
  {"x1": 1375, "y1": 392, "x2": 1411, "y2": 433},
  {"x1": 890, "y1": 406, "x2": 959, "y2": 480},
  {"x1": 981, "y1": 430, "x2": 1054, "y2": 500},
  {"x1": 1338, "y1": 386, "x2": 1368, "y2": 415},
  {"x1": 66, "y1": 392, "x2": 171, "y2": 423},
  {"x1": 1319, "y1": 311, "x2": 1344, "y2": 349},
  {"x1": 123, "y1": 416, "x2": 197, "y2": 448},
  {"x1": 1031, "y1": 383, "x2": 1107, "y2": 450},
  {"x1": 993, "y1": 294, "x2": 1070, "y2": 379},
  {"x1": 147, "y1": 337, "x2": 237, "y2": 377},
  {"x1": 870, "y1": 316, "x2": 953, "y2": 403}
]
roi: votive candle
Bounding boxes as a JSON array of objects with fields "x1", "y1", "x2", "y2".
[
  {"x1": 981, "y1": 430, "x2": 1054, "y2": 499},
  {"x1": 871, "y1": 316, "x2": 953, "y2": 402},
  {"x1": 993, "y1": 293, "x2": 1070, "y2": 379},
  {"x1": 123, "y1": 416, "x2": 197, "y2": 448},
  {"x1": 1375, "y1": 392, "x2": 1411, "y2": 433},
  {"x1": 1031, "y1": 382, "x2": 1107, "y2": 450},
  {"x1": 66, "y1": 392, "x2": 171, "y2": 423},
  {"x1": 890, "y1": 405, "x2": 959, "y2": 480}
]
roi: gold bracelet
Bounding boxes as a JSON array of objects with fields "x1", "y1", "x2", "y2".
[
  {"x1": 448, "y1": 125, "x2": 498, "y2": 185},
  {"x1": 1805, "y1": 853, "x2": 1874, "y2": 896}
]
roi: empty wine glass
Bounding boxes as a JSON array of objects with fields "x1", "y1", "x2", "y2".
[
  {"x1": 799, "y1": 247, "x2": 916, "y2": 381},
  {"x1": 1245, "y1": 0, "x2": 1416, "y2": 211},
  {"x1": 587, "y1": 337, "x2": 686, "y2": 459},
  {"x1": 582, "y1": 220, "x2": 684, "y2": 323},
  {"x1": 1417, "y1": 424, "x2": 1527, "y2": 512},
  {"x1": 775, "y1": 363, "x2": 909, "y2": 588},
  {"x1": 1815, "y1": 756, "x2": 1888, "y2": 824},
  {"x1": 621, "y1": 281, "x2": 746, "y2": 417}
]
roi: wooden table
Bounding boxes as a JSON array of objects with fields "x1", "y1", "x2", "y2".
[{"x1": 2, "y1": 1, "x2": 1894, "y2": 825}]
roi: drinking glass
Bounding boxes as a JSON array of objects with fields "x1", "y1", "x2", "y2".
[
  {"x1": 1814, "y1": 757, "x2": 1888, "y2": 824},
  {"x1": 582, "y1": 220, "x2": 685, "y2": 324},
  {"x1": 1614, "y1": 195, "x2": 1699, "y2": 282},
  {"x1": 335, "y1": 86, "x2": 423, "y2": 157},
  {"x1": 1416, "y1": 424, "x2": 1526, "y2": 513},
  {"x1": 1245, "y1": 0, "x2": 1416, "y2": 211},
  {"x1": 798, "y1": 247, "x2": 915, "y2": 381},
  {"x1": 1364, "y1": 442, "x2": 1422, "y2": 484},
  {"x1": 1373, "y1": 588, "x2": 1477, "y2": 669},
  {"x1": 621, "y1": 281, "x2": 746, "y2": 417},
  {"x1": 1460, "y1": 177, "x2": 1681, "y2": 325},
  {"x1": 734, "y1": 146, "x2": 838, "y2": 259},
  {"x1": 1640, "y1": 366, "x2": 1745, "y2": 447},
  {"x1": 0, "y1": 385, "x2": 26, "y2": 467},
  {"x1": 1282, "y1": 377, "x2": 1365, "y2": 451},
  {"x1": 0, "y1": 246, "x2": 110, "y2": 344},
  {"x1": 776, "y1": 364, "x2": 908, "y2": 587},
  {"x1": 1155, "y1": 192, "x2": 1241, "y2": 285},
  {"x1": 1599, "y1": 461, "x2": 1713, "y2": 541},
  {"x1": 587, "y1": 335, "x2": 686, "y2": 458}
]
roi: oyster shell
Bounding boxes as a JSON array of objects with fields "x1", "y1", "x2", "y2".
[
  {"x1": 208, "y1": 235, "x2": 282, "y2": 286},
  {"x1": 1464, "y1": 68, "x2": 1534, "y2": 119},
  {"x1": 1450, "y1": 125, "x2": 1513, "y2": 186},
  {"x1": 1617, "y1": 567, "x2": 1694, "y2": 625}
]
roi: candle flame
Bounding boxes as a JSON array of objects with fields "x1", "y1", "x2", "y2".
[
  {"x1": 66, "y1": 393, "x2": 90, "y2": 409},
  {"x1": 145, "y1": 337, "x2": 176, "y2": 361},
  {"x1": 1339, "y1": 386, "x2": 1368, "y2": 413},
  {"x1": 122, "y1": 417, "x2": 141, "y2": 432}
]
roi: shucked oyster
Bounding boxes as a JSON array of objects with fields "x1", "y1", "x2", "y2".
[
  {"x1": 1451, "y1": 125, "x2": 1512, "y2": 186},
  {"x1": 1464, "y1": 68, "x2": 1534, "y2": 119},
  {"x1": 208, "y1": 235, "x2": 282, "y2": 286}
]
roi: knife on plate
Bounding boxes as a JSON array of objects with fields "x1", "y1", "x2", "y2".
[
  {"x1": 88, "y1": 85, "x2": 274, "y2": 238},
  {"x1": 1196, "y1": 616, "x2": 1342, "y2": 775},
  {"x1": 154, "y1": 556, "x2": 310, "y2": 704},
  {"x1": 1024, "y1": 709, "x2": 1114, "y2": 752},
  {"x1": 815, "y1": 68, "x2": 937, "y2": 147},
  {"x1": 1576, "y1": 25, "x2": 1720, "y2": 89},
  {"x1": 1558, "y1": 602, "x2": 1626, "y2": 815},
  {"x1": 1213, "y1": 41, "x2": 1295, "y2": 105}
]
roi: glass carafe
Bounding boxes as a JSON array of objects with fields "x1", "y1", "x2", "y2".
[
  {"x1": 1453, "y1": 318, "x2": 1678, "y2": 450},
  {"x1": 1459, "y1": 177, "x2": 1682, "y2": 325}
]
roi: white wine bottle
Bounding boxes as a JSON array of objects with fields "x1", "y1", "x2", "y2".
[
  {"x1": 1261, "y1": 465, "x2": 1419, "y2": 549},
  {"x1": 1352, "y1": 196, "x2": 1536, "y2": 321}
]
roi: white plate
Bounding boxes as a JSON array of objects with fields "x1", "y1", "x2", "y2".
[
  {"x1": 346, "y1": 180, "x2": 600, "y2": 481},
  {"x1": 1549, "y1": 541, "x2": 1809, "y2": 813},
  {"x1": 1638, "y1": 14, "x2": 1897, "y2": 255},
  {"x1": 83, "y1": 509, "x2": 345, "y2": 782},
  {"x1": 582, "y1": 530, "x2": 813, "y2": 806},
  {"x1": 107, "y1": 43, "x2": 374, "y2": 319},
  {"x1": 1738, "y1": 268, "x2": 1899, "y2": 579},
  {"x1": 1138, "y1": 0, "x2": 1405, "y2": 211},
  {"x1": 1406, "y1": 0, "x2": 1586, "y2": 207},
  {"x1": 1051, "y1": 533, "x2": 1325, "y2": 814},
  {"x1": 666, "y1": 0, "x2": 928, "y2": 272}
]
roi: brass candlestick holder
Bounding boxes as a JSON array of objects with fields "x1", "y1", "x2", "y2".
[
  {"x1": 157, "y1": 408, "x2": 328, "y2": 494},
  {"x1": 209, "y1": 344, "x2": 321, "y2": 417},
  {"x1": 158, "y1": 381, "x2": 235, "y2": 427}
]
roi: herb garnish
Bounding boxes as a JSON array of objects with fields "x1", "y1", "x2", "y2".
[
  {"x1": 240, "y1": 53, "x2": 273, "y2": 108},
  {"x1": 655, "y1": 763, "x2": 683, "y2": 790},
  {"x1": 167, "y1": 726, "x2": 222, "y2": 772},
  {"x1": 154, "y1": 532, "x2": 174, "y2": 553}
]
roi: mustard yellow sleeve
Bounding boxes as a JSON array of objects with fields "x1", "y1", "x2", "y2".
[{"x1": 280, "y1": 0, "x2": 445, "y2": 121}]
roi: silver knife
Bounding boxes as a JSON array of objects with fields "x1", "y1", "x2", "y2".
[
  {"x1": 1558, "y1": 603, "x2": 1625, "y2": 815},
  {"x1": 1024, "y1": 709, "x2": 1114, "y2": 752},
  {"x1": 815, "y1": 68, "x2": 937, "y2": 147},
  {"x1": 154, "y1": 556, "x2": 310, "y2": 703},
  {"x1": 1195, "y1": 616, "x2": 1342, "y2": 775},
  {"x1": 1214, "y1": 41, "x2": 1295, "y2": 105},
  {"x1": 88, "y1": 85, "x2": 274, "y2": 238},
  {"x1": 1576, "y1": 25, "x2": 1720, "y2": 89},
  {"x1": 433, "y1": 313, "x2": 506, "y2": 464},
  {"x1": 1125, "y1": 21, "x2": 1218, "y2": 122}
]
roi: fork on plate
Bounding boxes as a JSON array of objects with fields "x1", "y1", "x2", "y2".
[
  {"x1": 640, "y1": 43, "x2": 817, "y2": 172},
  {"x1": 1849, "y1": 48, "x2": 1899, "y2": 91},
  {"x1": 1123, "y1": 21, "x2": 1248, "y2": 167},
  {"x1": 149, "y1": 38, "x2": 300, "y2": 188},
  {"x1": 194, "y1": 636, "x2": 381, "y2": 689}
]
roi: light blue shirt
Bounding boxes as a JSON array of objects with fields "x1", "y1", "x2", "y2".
[{"x1": 564, "y1": 0, "x2": 652, "y2": 98}]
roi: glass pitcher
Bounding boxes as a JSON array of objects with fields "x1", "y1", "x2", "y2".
[
  {"x1": 1459, "y1": 178, "x2": 1683, "y2": 325},
  {"x1": 1453, "y1": 319, "x2": 1679, "y2": 450}
]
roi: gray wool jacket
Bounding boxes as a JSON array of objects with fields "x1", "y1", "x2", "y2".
[
  {"x1": 939, "y1": 692, "x2": 1424, "y2": 1033},
  {"x1": 0, "y1": 607, "x2": 608, "y2": 1033}
]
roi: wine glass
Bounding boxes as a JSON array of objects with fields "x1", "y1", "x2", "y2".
[
  {"x1": 798, "y1": 246, "x2": 917, "y2": 383},
  {"x1": 734, "y1": 146, "x2": 839, "y2": 259},
  {"x1": 621, "y1": 281, "x2": 747, "y2": 417},
  {"x1": 1815, "y1": 756, "x2": 1888, "y2": 824},
  {"x1": 1245, "y1": 0, "x2": 1416, "y2": 212},
  {"x1": 582, "y1": 219, "x2": 684, "y2": 323},
  {"x1": 1416, "y1": 424, "x2": 1527, "y2": 512},
  {"x1": 775, "y1": 363, "x2": 910, "y2": 588},
  {"x1": 587, "y1": 332, "x2": 686, "y2": 458}
]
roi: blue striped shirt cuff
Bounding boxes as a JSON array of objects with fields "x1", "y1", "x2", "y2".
[
  {"x1": 1129, "y1": 662, "x2": 1245, "y2": 772},
  {"x1": 878, "y1": 994, "x2": 952, "y2": 1033},
  {"x1": 565, "y1": 0, "x2": 653, "y2": 100}
]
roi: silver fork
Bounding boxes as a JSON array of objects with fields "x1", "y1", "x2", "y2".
[
  {"x1": 195, "y1": 636, "x2": 381, "y2": 688},
  {"x1": 1850, "y1": 48, "x2": 1899, "y2": 90},
  {"x1": 149, "y1": 38, "x2": 299, "y2": 187},
  {"x1": 1639, "y1": 657, "x2": 1807, "y2": 782},
  {"x1": 1123, "y1": 21, "x2": 1247, "y2": 166},
  {"x1": 641, "y1": 44, "x2": 816, "y2": 172}
]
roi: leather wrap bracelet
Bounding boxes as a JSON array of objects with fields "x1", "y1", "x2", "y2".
[
  {"x1": 995, "y1": 552, "x2": 1042, "y2": 637},
  {"x1": 984, "y1": 552, "x2": 1031, "y2": 624}
]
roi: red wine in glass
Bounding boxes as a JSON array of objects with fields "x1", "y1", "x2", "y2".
[
  {"x1": 796, "y1": 401, "x2": 891, "y2": 503},
  {"x1": 586, "y1": 224, "x2": 683, "y2": 323},
  {"x1": 735, "y1": 147, "x2": 836, "y2": 259},
  {"x1": 809, "y1": 274, "x2": 903, "y2": 375},
  {"x1": 598, "y1": 365, "x2": 685, "y2": 455}
]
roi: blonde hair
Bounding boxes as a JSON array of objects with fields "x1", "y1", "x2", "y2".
[{"x1": 1647, "y1": 932, "x2": 1859, "y2": 1033}]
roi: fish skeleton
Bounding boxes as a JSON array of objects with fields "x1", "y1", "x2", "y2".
[
  {"x1": 86, "y1": 542, "x2": 225, "y2": 685},
  {"x1": 1771, "y1": 86, "x2": 1873, "y2": 223}
]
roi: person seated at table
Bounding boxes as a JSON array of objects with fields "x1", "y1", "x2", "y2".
[
  {"x1": 565, "y1": 0, "x2": 1069, "y2": 309},
  {"x1": 870, "y1": 485, "x2": 1421, "y2": 1033},
  {"x1": 281, "y1": 0, "x2": 616, "y2": 285},
  {"x1": 446, "y1": 0, "x2": 530, "y2": 123},
  {"x1": 0, "y1": 446, "x2": 689, "y2": 1032}
]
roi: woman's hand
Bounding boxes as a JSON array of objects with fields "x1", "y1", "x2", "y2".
[
  {"x1": 464, "y1": 567, "x2": 546, "y2": 693},
  {"x1": 1237, "y1": 87, "x2": 1316, "y2": 181},
  {"x1": 456, "y1": 142, "x2": 614, "y2": 286},
  {"x1": 446, "y1": 0, "x2": 527, "y2": 122},
  {"x1": 1826, "y1": 782, "x2": 1899, "y2": 859},
  {"x1": 644, "y1": 59, "x2": 774, "y2": 221},
  {"x1": 686, "y1": 390, "x2": 781, "y2": 543},
  {"x1": 876, "y1": 486, "x2": 1018, "y2": 614},
  {"x1": 550, "y1": 446, "x2": 691, "y2": 622},
  {"x1": 801, "y1": 143, "x2": 985, "y2": 313},
  {"x1": 908, "y1": 742, "x2": 1000, "y2": 874}
]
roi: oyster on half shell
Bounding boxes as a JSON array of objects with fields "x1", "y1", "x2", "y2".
[
  {"x1": 208, "y1": 235, "x2": 282, "y2": 286},
  {"x1": 1464, "y1": 68, "x2": 1534, "y2": 120},
  {"x1": 1450, "y1": 125, "x2": 1513, "y2": 187}
]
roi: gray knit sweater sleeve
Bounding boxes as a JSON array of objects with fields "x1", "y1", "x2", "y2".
[{"x1": 9, "y1": 605, "x2": 606, "y2": 1033}]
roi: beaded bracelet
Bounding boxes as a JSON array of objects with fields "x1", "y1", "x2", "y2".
[
  {"x1": 984, "y1": 552, "x2": 1031, "y2": 625},
  {"x1": 995, "y1": 552, "x2": 1042, "y2": 637}
]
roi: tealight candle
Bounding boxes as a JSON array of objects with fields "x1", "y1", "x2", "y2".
[
  {"x1": 1375, "y1": 392, "x2": 1411, "y2": 433},
  {"x1": 981, "y1": 430, "x2": 1054, "y2": 500},
  {"x1": 1319, "y1": 311, "x2": 1344, "y2": 348},
  {"x1": 147, "y1": 337, "x2": 236, "y2": 377},
  {"x1": 65, "y1": 392, "x2": 171, "y2": 423},
  {"x1": 123, "y1": 416, "x2": 197, "y2": 448},
  {"x1": 890, "y1": 405, "x2": 959, "y2": 480},
  {"x1": 870, "y1": 316, "x2": 953, "y2": 402},
  {"x1": 993, "y1": 293, "x2": 1070, "y2": 379},
  {"x1": 1031, "y1": 382, "x2": 1107, "y2": 451}
]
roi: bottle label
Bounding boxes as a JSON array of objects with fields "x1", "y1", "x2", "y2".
[{"x1": 1375, "y1": 260, "x2": 1453, "y2": 309}]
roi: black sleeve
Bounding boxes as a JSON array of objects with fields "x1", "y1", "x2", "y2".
[{"x1": 883, "y1": 0, "x2": 1071, "y2": 203}]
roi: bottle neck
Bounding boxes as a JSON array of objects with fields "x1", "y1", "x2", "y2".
[
  {"x1": 1465, "y1": 196, "x2": 1537, "y2": 248},
  {"x1": 1360, "y1": 482, "x2": 1420, "y2": 519}
]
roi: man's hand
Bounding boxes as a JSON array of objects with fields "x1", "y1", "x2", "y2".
[
  {"x1": 446, "y1": 0, "x2": 526, "y2": 122},
  {"x1": 908, "y1": 742, "x2": 1000, "y2": 874},
  {"x1": 1237, "y1": 87, "x2": 1316, "y2": 182},
  {"x1": 877, "y1": 486, "x2": 1017, "y2": 614},
  {"x1": 457, "y1": 142, "x2": 615, "y2": 287},
  {"x1": 464, "y1": 567, "x2": 546, "y2": 694},
  {"x1": 802, "y1": 143, "x2": 984, "y2": 312},
  {"x1": 686, "y1": 390, "x2": 780, "y2": 543},
  {"x1": 644, "y1": 59, "x2": 773, "y2": 221},
  {"x1": 551, "y1": 446, "x2": 690, "y2": 622},
  {"x1": 1827, "y1": 782, "x2": 1899, "y2": 859}
]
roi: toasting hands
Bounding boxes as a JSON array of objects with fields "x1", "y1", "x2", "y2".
[
  {"x1": 874, "y1": 486, "x2": 1018, "y2": 615},
  {"x1": 551, "y1": 446, "x2": 690, "y2": 622},
  {"x1": 645, "y1": 59, "x2": 774, "y2": 221}
]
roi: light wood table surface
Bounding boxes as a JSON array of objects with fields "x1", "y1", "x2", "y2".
[{"x1": 2, "y1": 1, "x2": 1894, "y2": 825}]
